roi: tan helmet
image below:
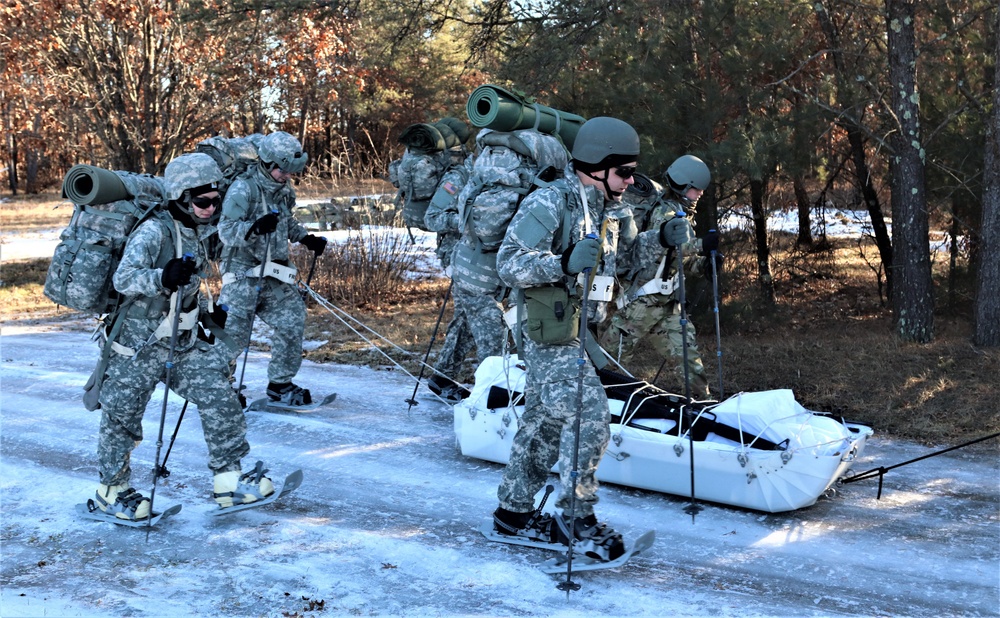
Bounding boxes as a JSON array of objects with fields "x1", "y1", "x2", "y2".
[
  {"x1": 258, "y1": 131, "x2": 308, "y2": 174},
  {"x1": 164, "y1": 153, "x2": 223, "y2": 201}
]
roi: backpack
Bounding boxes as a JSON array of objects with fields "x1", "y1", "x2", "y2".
[
  {"x1": 195, "y1": 134, "x2": 263, "y2": 194},
  {"x1": 457, "y1": 129, "x2": 569, "y2": 251},
  {"x1": 44, "y1": 165, "x2": 171, "y2": 316},
  {"x1": 450, "y1": 128, "x2": 569, "y2": 294},
  {"x1": 393, "y1": 148, "x2": 450, "y2": 231}
]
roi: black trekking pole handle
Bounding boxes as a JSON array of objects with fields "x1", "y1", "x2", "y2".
[
  {"x1": 301, "y1": 251, "x2": 319, "y2": 302},
  {"x1": 147, "y1": 252, "x2": 193, "y2": 540}
]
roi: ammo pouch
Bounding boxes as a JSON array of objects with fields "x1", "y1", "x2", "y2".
[{"x1": 523, "y1": 286, "x2": 579, "y2": 345}]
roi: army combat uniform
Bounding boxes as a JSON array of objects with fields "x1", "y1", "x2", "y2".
[
  {"x1": 217, "y1": 165, "x2": 310, "y2": 387},
  {"x1": 602, "y1": 195, "x2": 711, "y2": 398},
  {"x1": 424, "y1": 153, "x2": 505, "y2": 396},
  {"x1": 495, "y1": 167, "x2": 629, "y2": 519},
  {"x1": 97, "y1": 213, "x2": 249, "y2": 489}
]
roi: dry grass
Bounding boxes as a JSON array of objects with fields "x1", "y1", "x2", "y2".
[{"x1": 3, "y1": 185, "x2": 997, "y2": 448}]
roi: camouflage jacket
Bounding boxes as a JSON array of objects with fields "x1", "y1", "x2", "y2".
[
  {"x1": 624, "y1": 195, "x2": 705, "y2": 300},
  {"x1": 497, "y1": 164, "x2": 632, "y2": 325},
  {"x1": 112, "y1": 216, "x2": 213, "y2": 353},
  {"x1": 217, "y1": 165, "x2": 309, "y2": 273}
]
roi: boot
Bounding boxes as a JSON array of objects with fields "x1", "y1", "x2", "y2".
[
  {"x1": 213, "y1": 461, "x2": 275, "y2": 508},
  {"x1": 493, "y1": 506, "x2": 555, "y2": 543},
  {"x1": 96, "y1": 484, "x2": 151, "y2": 520},
  {"x1": 554, "y1": 512, "x2": 626, "y2": 561},
  {"x1": 266, "y1": 382, "x2": 312, "y2": 406}
]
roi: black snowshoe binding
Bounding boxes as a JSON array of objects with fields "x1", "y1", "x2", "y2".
[
  {"x1": 94, "y1": 486, "x2": 151, "y2": 521},
  {"x1": 428, "y1": 375, "x2": 470, "y2": 404},
  {"x1": 213, "y1": 461, "x2": 276, "y2": 508},
  {"x1": 493, "y1": 506, "x2": 556, "y2": 543},
  {"x1": 266, "y1": 382, "x2": 312, "y2": 406},
  {"x1": 555, "y1": 513, "x2": 626, "y2": 562}
]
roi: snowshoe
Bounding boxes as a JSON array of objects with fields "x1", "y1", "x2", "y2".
[
  {"x1": 554, "y1": 513, "x2": 626, "y2": 562},
  {"x1": 213, "y1": 461, "x2": 275, "y2": 508},
  {"x1": 94, "y1": 484, "x2": 151, "y2": 521},
  {"x1": 266, "y1": 382, "x2": 312, "y2": 406}
]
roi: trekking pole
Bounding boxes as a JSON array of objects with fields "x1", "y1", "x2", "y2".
[
  {"x1": 558, "y1": 232, "x2": 600, "y2": 595},
  {"x1": 710, "y1": 248, "x2": 724, "y2": 399},
  {"x1": 153, "y1": 400, "x2": 188, "y2": 480},
  {"x1": 405, "y1": 278, "x2": 454, "y2": 412},
  {"x1": 235, "y1": 219, "x2": 276, "y2": 397},
  {"x1": 674, "y1": 220, "x2": 703, "y2": 523},
  {"x1": 147, "y1": 253, "x2": 193, "y2": 541}
]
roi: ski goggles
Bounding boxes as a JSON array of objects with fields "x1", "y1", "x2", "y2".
[
  {"x1": 191, "y1": 195, "x2": 222, "y2": 209},
  {"x1": 613, "y1": 166, "x2": 637, "y2": 180}
]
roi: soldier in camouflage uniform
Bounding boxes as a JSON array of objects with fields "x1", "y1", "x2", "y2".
[
  {"x1": 423, "y1": 119, "x2": 472, "y2": 271},
  {"x1": 490, "y1": 117, "x2": 683, "y2": 562},
  {"x1": 422, "y1": 144, "x2": 494, "y2": 401},
  {"x1": 218, "y1": 131, "x2": 329, "y2": 407},
  {"x1": 93, "y1": 153, "x2": 274, "y2": 520},
  {"x1": 601, "y1": 155, "x2": 716, "y2": 400}
]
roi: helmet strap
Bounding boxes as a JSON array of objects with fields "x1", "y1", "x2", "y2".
[{"x1": 581, "y1": 169, "x2": 622, "y2": 201}]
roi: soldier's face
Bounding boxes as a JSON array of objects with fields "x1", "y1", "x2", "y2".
[
  {"x1": 598, "y1": 165, "x2": 636, "y2": 201},
  {"x1": 270, "y1": 167, "x2": 293, "y2": 183},
  {"x1": 190, "y1": 191, "x2": 221, "y2": 221}
]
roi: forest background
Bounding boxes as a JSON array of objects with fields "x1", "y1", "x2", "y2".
[{"x1": 1, "y1": 0, "x2": 999, "y2": 445}]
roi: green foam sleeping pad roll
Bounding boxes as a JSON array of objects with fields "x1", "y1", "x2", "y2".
[
  {"x1": 466, "y1": 85, "x2": 587, "y2": 151},
  {"x1": 61, "y1": 164, "x2": 132, "y2": 206}
]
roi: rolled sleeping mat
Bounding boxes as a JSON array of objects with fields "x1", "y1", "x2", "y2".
[
  {"x1": 398, "y1": 123, "x2": 446, "y2": 153},
  {"x1": 465, "y1": 84, "x2": 587, "y2": 151},
  {"x1": 434, "y1": 122, "x2": 461, "y2": 149},
  {"x1": 438, "y1": 116, "x2": 471, "y2": 144},
  {"x1": 61, "y1": 164, "x2": 131, "y2": 205},
  {"x1": 116, "y1": 172, "x2": 167, "y2": 204}
]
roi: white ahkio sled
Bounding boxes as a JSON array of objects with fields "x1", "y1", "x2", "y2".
[{"x1": 454, "y1": 355, "x2": 874, "y2": 514}]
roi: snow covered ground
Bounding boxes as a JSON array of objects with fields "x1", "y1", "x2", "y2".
[
  {"x1": 2, "y1": 201, "x2": 996, "y2": 617},
  {"x1": 1, "y1": 320, "x2": 998, "y2": 617}
]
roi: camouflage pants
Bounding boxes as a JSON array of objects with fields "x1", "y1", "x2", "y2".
[
  {"x1": 433, "y1": 283, "x2": 505, "y2": 379},
  {"x1": 497, "y1": 333, "x2": 610, "y2": 518},
  {"x1": 221, "y1": 277, "x2": 306, "y2": 385},
  {"x1": 97, "y1": 339, "x2": 249, "y2": 486},
  {"x1": 601, "y1": 295, "x2": 710, "y2": 398}
]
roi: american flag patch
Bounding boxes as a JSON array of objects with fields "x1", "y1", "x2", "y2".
[{"x1": 442, "y1": 181, "x2": 457, "y2": 195}]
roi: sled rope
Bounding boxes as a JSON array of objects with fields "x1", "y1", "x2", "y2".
[
  {"x1": 300, "y1": 283, "x2": 454, "y2": 405},
  {"x1": 840, "y1": 431, "x2": 1000, "y2": 499}
]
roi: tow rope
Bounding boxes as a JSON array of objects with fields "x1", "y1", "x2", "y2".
[{"x1": 840, "y1": 431, "x2": 1000, "y2": 499}]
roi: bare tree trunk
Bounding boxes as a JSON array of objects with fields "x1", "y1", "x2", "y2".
[
  {"x1": 750, "y1": 178, "x2": 775, "y2": 303},
  {"x1": 887, "y1": 0, "x2": 934, "y2": 343},
  {"x1": 974, "y1": 8, "x2": 1000, "y2": 347},
  {"x1": 793, "y1": 174, "x2": 813, "y2": 246}
]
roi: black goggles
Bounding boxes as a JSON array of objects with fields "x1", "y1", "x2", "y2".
[
  {"x1": 191, "y1": 195, "x2": 222, "y2": 209},
  {"x1": 613, "y1": 166, "x2": 637, "y2": 180}
]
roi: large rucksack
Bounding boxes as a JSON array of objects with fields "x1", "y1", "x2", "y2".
[
  {"x1": 195, "y1": 134, "x2": 263, "y2": 193},
  {"x1": 450, "y1": 129, "x2": 569, "y2": 294},
  {"x1": 44, "y1": 165, "x2": 172, "y2": 316}
]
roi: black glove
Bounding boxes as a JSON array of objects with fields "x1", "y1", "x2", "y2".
[
  {"x1": 244, "y1": 212, "x2": 279, "y2": 240},
  {"x1": 161, "y1": 257, "x2": 197, "y2": 291},
  {"x1": 300, "y1": 234, "x2": 328, "y2": 256},
  {"x1": 703, "y1": 252, "x2": 724, "y2": 284},
  {"x1": 560, "y1": 236, "x2": 601, "y2": 275},
  {"x1": 209, "y1": 305, "x2": 228, "y2": 329},
  {"x1": 701, "y1": 228, "x2": 720, "y2": 255}
]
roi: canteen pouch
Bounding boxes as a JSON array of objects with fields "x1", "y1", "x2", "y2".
[{"x1": 523, "y1": 286, "x2": 579, "y2": 345}]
